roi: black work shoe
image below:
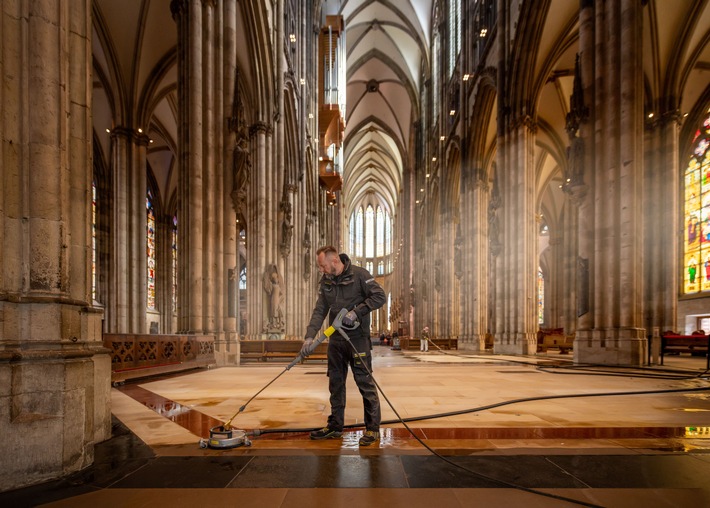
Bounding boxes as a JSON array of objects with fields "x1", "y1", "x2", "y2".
[
  {"x1": 359, "y1": 430, "x2": 380, "y2": 446},
  {"x1": 310, "y1": 427, "x2": 342, "y2": 440}
]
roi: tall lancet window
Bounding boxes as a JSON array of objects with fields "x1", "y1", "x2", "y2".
[
  {"x1": 147, "y1": 189, "x2": 156, "y2": 309},
  {"x1": 683, "y1": 113, "x2": 710, "y2": 294},
  {"x1": 172, "y1": 215, "x2": 178, "y2": 313},
  {"x1": 365, "y1": 205, "x2": 375, "y2": 258},
  {"x1": 92, "y1": 179, "x2": 97, "y2": 301},
  {"x1": 538, "y1": 267, "x2": 544, "y2": 325}
]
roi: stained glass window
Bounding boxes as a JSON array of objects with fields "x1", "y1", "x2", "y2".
[
  {"x1": 538, "y1": 267, "x2": 544, "y2": 324},
  {"x1": 385, "y1": 211, "x2": 391, "y2": 255},
  {"x1": 376, "y1": 206, "x2": 384, "y2": 256},
  {"x1": 683, "y1": 114, "x2": 710, "y2": 294},
  {"x1": 365, "y1": 205, "x2": 375, "y2": 257},
  {"x1": 92, "y1": 179, "x2": 97, "y2": 301},
  {"x1": 172, "y1": 215, "x2": 177, "y2": 313},
  {"x1": 349, "y1": 202, "x2": 392, "y2": 274},
  {"x1": 449, "y1": 0, "x2": 461, "y2": 77},
  {"x1": 147, "y1": 189, "x2": 156, "y2": 309},
  {"x1": 355, "y1": 208, "x2": 363, "y2": 257}
]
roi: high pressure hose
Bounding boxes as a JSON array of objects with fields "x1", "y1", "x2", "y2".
[
  {"x1": 330, "y1": 326, "x2": 612, "y2": 508},
  {"x1": 218, "y1": 322, "x2": 709, "y2": 507}
]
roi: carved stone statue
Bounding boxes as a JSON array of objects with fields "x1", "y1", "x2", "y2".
[
  {"x1": 231, "y1": 130, "x2": 250, "y2": 216},
  {"x1": 262, "y1": 264, "x2": 285, "y2": 332},
  {"x1": 279, "y1": 198, "x2": 293, "y2": 258}
]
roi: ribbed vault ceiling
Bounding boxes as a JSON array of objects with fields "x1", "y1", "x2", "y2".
[{"x1": 335, "y1": 0, "x2": 432, "y2": 219}]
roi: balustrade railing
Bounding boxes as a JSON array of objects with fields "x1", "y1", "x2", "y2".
[{"x1": 103, "y1": 333, "x2": 215, "y2": 384}]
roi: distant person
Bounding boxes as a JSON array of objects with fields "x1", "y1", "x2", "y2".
[{"x1": 420, "y1": 326, "x2": 430, "y2": 352}]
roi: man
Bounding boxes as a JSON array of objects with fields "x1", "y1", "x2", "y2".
[{"x1": 301, "y1": 245, "x2": 386, "y2": 446}]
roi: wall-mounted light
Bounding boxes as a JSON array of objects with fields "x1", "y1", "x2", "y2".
[
  {"x1": 440, "y1": 135, "x2": 445, "y2": 141},
  {"x1": 480, "y1": 28, "x2": 488, "y2": 37},
  {"x1": 105, "y1": 128, "x2": 110, "y2": 133},
  {"x1": 426, "y1": 173, "x2": 430, "y2": 178},
  {"x1": 647, "y1": 112, "x2": 654, "y2": 119},
  {"x1": 432, "y1": 157, "x2": 437, "y2": 162},
  {"x1": 137, "y1": 128, "x2": 143, "y2": 133},
  {"x1": 308, "y1": 113, "x2": 314, "y2": 119},
  {"x1": 300, "y1": 78, "x2": 305, "y2": 85},
  {"x1": 449, "y1": 110, "x2": 456, "y2": 116},
  {"x1": 289, "y1": 34, "x2": 296, "y2": 43},
  {"x1": 463, "y1": 74, "x2": 470, "y2": 81}
]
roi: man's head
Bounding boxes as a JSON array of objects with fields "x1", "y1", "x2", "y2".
[{"x1": 316, "y1": 245, "x2": 344, "y2": 276}]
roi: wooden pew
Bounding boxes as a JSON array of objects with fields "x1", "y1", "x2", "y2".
[
  {"x1": 661, "y1": 333, "x2": 710, "y2": 369},
  {"x1": 537, "y1": 329, "x2": 573, "y2": 354},
  {"x1": 239, "y1": 340, "x2": 266, "y2": 361}
]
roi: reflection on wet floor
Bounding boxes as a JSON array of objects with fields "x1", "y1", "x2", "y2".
[
  {"x1": 117, "y1": 383, "x2": 223, "y2": 438},
  {"x1": 117, "y1": 381, "x2": 708, "y2": 447}
]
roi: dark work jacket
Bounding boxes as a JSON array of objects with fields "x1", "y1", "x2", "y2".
[{"x1": 305, "y1": 253, "x2": 386, "y2": 339}]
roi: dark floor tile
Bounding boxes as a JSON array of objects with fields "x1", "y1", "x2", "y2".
[
  {"x1": 548, "y1": 454, "x2": 710, "y2": 489},
  {"x1": 400, "y1": 455, "x2": 587, "y2": 489},
  {"x1": 227, "y1": 455, "x2": 408, "y2": 488},
  {"x1": 111, "y1": 456, "x2": 252, "y2": 488},
  {"x1": 0, "y1": 480, "x2": 100, "y2": 508}
]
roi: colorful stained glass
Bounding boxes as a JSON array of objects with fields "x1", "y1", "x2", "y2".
[
  {"x1": 538, "y1": 267, "x2": 544, "y2": 324},
  {"x1": 365, "y1": 205, "x2": 375, "y2": 257},
  {"x1": 92, "y1": 180, "x2": 97, "y2": 302},
  {"x1": 684, "y1": 113, "x2": 710, "y2": 294},
  {"x1": 147, "y1": 190, "x2": 156, "y2": 309},
  {"x1": 172, "y1": 215, "x2": 177, "y2": 313}
]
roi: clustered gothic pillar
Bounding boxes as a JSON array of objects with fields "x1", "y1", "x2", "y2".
[
  {"x1": 644, "y1": 113, "x2": 680, "y2": 338},
  {"x1": 107, "y1": 127, "x2": 147, "y2": 333},
  {"x1": 574, "y1": 0, "x2": 646, "y2": 365},
  {"x1": 459, "y1": 171, "x2": 489, "y2": 351},
  {"x1": 172, "y1": 0, "x2": 233, "y2": 351},
  {"x1": 0, "y1": 0, "x2": 110, "y2": 491},
  {"x1": 496, "y1": 117, "x2": 538, "y2": 354}
]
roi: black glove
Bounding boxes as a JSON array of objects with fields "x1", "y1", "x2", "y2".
[
  {"x1": 300, "y1": 338, "x2": 314, "y2": 357},
  {"x1": 342, "y1": 310, "x2": 358, "y2": 328}
]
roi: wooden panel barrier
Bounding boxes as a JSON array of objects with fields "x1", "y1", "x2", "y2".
[{"x1": 104, "y1": 334, "x2": 215, "y2": 384}]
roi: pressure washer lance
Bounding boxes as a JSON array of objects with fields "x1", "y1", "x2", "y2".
[{"x1": 199, "y1": 308, "x2": 351, "y2": 449}]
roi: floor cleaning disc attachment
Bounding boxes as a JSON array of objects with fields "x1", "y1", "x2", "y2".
[{"x1": 199, "y1": 425, "x2": 251, "y2": 449}]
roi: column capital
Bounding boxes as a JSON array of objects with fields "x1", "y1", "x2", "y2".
[
  {"x1": 109, "y1": 126, "x2": 150, "y2": 145},
  {"x1": 510, "y1": 114, "x2": 537, "y2": 134},
  {"x1": 250, "y1": 121, "x2": 272, "y2": 137}
]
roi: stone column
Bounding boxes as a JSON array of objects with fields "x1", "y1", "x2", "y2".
[
  {"x1": 0, "y1": 0, "x2": 110, "y2": 491},
  {"x1": 460, "y1": 169, "x2": 489, "y2": 351},
  {"x1": 220, "y1": 0, "x2": 239, "y2": 363},
  {"x1": 108, "y1": 127, "x2": 148, "y2": 334},
  {"x1": 644, "y1": 112, "x2": 679, "y2": 339},
  {"x1": 496, "y1": 118, "x2": 538, "y2": 355},
  {"x1": 575, "y1": 0, "x2": 646, "y2": 365},
  {"x1": 249, "y1": 121, "x2": 272, "y2": 338}
]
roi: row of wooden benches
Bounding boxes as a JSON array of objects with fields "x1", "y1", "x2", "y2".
[
  {"x1": 660, "y1": 333, "x2": 710, "y2": 368},
  {"x1": 240, "y1": 339, "x2": 328, "y2": 362},
  {"x1": 396, "y1": 337, "x2": 459, "y2": 350}
]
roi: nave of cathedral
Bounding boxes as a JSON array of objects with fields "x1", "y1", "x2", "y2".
[{"x1": 3, "y1": 0, "x2": 710, "y2": 501}]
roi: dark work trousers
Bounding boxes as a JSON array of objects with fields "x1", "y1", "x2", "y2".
[{"x1": 325, "y1": 329, "x2": 381, "y2": 433}]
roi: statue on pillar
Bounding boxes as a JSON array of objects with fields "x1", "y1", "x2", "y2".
[
  {"x1": 262, "y1": 264, "x2": 285, "y2": 333},
  {"x1": 229, "y1": 68, "x2": 251, "y2": 217},
  {"x1": 279, "y1": 196, "x2": 294, "y2": 259},
  {"x1": 231, "y1": 130, "x2": 251, "y2": 217}
]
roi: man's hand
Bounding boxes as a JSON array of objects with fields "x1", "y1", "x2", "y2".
[
  {"x1": 300, "y1": 338, "x2": 314, "y2": 357},
  {"x1": 342, "y1": 310, "x2": 358, "y2": 328}
]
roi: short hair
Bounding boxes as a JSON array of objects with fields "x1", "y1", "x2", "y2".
[{"x1": 316, "y1": 245, "x2": 338, "y2": 257}]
